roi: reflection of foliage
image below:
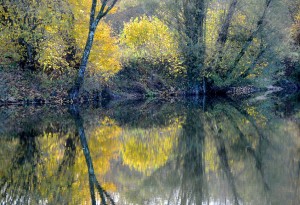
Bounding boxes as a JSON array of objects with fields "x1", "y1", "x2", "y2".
[
  {"x1": 62, "y1": 116, "x2": 122, "y2": 202},
  {"x1": 117, "y1": 98, "x2": 300, "y2": 204},
  {"x1": 80, "y1": 117, "x2": 122, "y2": 191},
  {"x1": 0, "y1": 97, "x2": 299, "y2": 204},
  {"x1": 245, "y1": 106, "x2": 267, "y2": 127},
  {"x1": 0, "y1": 130, "x2": 78, "y2": 204},
  {"x1": 0, "y1": 114, "x2": 122, "y2": 204},
  {"x1": 121, "y1": 122, "x2": 180, "y2": 174}
]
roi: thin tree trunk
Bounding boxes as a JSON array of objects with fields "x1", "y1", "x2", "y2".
[
  {"x1": 69, "y1": 26, "x2": 97, "y2": 101},
  {"x1": 69, "y1": 0, "x2": 118, "y2": 102},
  {"x1": 217, "y1": 0, "x2": 238, "y2": 46},
  {"x1": 240, "y1": 41, "x2": 267, "y2": 78},
  {"x1": 212, "y1": 0, "x2": 238, "y2": 68}
]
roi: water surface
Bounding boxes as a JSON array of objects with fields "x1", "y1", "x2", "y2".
[{"x1": 0, "y1": 94, "x2": 299, "y2": 205}]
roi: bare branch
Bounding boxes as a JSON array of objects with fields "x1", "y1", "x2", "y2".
[
  {"x1": 95, "y1": 0, "x2": 118, "y2": 26},
  {"x1": 99, "y1": 0, "x2": 109, "y2": 15},
  {"x1": 89, "y1": 0, "x2": 98, "y2": 28}
]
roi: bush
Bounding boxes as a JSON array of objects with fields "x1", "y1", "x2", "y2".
[{"x1": 120, "y1": 16, "x2": 183, "y2": 77}]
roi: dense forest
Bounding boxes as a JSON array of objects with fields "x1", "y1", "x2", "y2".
[{"x1": 0, "y1": 0, "x2": 299, "y2": 103}]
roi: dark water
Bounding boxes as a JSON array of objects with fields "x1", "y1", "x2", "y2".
[{"x1": 0, "y1": 94, "x2": 299, "y2": 205}]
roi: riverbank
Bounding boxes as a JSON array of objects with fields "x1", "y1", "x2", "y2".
[{"x1": 0, "y1": 66, "x2": 299, "y2": 106}]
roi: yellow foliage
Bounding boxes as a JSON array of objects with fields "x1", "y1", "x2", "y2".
[
  {"x1": 121, "y1": 124, "x2": 180, "y2": 175},
  {"x1": 120, "y1": 16, "x2": 181, "y2": 71},
  {"x1": 0, "y1": 0, "x2": 72, "y2": 70},
  {"x1": 205, "y1": 8, "x2": 223, "y2": 55},
  {"x1": 1, "y1": 0, "x2": 120, "y2": 77},
  {"x1": 69, "y1": 0, "x2": 121, "y2": 79},
  {"x1": 291, "y1": 11, "x2": 300, "y2": 45}
]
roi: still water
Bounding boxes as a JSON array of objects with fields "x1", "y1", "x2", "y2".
[{"x1": 0, "y1": 94, "x2": 299, "y2": 205}]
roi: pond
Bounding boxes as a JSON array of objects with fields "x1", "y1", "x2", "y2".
[{"x1": 0, "y1": 93, "x2": 299, "y2": 205}]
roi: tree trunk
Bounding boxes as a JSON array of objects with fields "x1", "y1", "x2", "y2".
[
  {"x1": 69, "y1": 25, "x2": 96, "y2": 101},
  {"x1": 240, "y1": 41, "x2": 266, "y2": 78},
  {"x1": 212, "y1": 0, "x2": 238, "y2": 68},
  {"x1": 182, "y1": 0, "x2": 206, "y2": 95},
  {"x1": 69, "y1": 0, "x2": 119, "y2": 102},
  {"x1": 217, "y1": 0, "x2": 238, "y2": 46},
  {"x1": 19, "y1": 38, "x2": 36, "y2": 70}
]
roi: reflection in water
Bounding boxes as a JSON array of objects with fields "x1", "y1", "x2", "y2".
[
  {"x1": 70, "y1": 105, "x2": 115, "y2": 205},
  {"x1": 177, "y1": 104, "x2": 206, "y2": 205},
  {"x1": 0, "y1": 95, "x2": 299, "y2": 204}
]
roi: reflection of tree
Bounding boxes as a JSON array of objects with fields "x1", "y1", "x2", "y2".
[
  {"x1": 58, "y1": 136, "x2": 77, "y2": 174},
  {"x1": 0, "y1": 129, "x2": 40, "y2": 204},
  {"x1": 0, "y1": 98, "x2": 299, "y2": 204},
  {"x1": 119, "y1": 99, "x2": 287, "y2": 204},
  {"x1": 0, "y1": 106, "x2": 121, "y2": 204},
  {"x1": 206, "y1": 100, "x2": 275, "y2": 204},
  {"x1": 224, "y1": 107, "x2": 270, "y2": 192},
  {"x1": 206, "y1": 115, "x2": 240, "y2": 205},
  {"x1": 70, "y1": 105, "x2": 115, "y2": 205},
  {"x1": 176, "y1": 104, "x2": 207, "y2": 204},
  {"x1": 0, "y1": 129, "x2": 80, "y2": 204}
]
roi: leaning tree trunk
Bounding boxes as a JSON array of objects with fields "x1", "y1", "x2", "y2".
[
  {"x1": 69, "y1": 0, "x2": 118, "y2": 102},
  {"x1": 212, "y1": 0, "x2": 238, "y2": 68},
  {"x1": 69, "y1": 26, "x2": 96, "y2": 101}
]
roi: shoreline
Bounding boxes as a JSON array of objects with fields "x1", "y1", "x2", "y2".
[{"x1": 0, "y1": 85, "x2": 298, "y2": 107}]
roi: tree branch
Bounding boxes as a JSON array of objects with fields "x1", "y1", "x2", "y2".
[
  {"x1": 89, "y1": 0, "x2": 98, "y2": 29},
  {"x1": 227, "y1": 0, "x2": 272, "y2": 79},
  {"x1": 95, "y1": 0, "x2": 118, "y2": 26}
]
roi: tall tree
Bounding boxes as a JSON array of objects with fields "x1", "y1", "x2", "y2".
[
  {"x1": 69, "y1": 0, "x2": 119, "y2": 101},
  {"x1": 181, "y1": 0, "x2": 206, "y2": 95}
]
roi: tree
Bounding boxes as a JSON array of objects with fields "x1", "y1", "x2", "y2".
[
  {"x1": 120, "y1": 16, "x2": 181, "y2": 75},
  {"x1": 0, "y1": 0, "x2": 73, "y2": 70},
  {"x1": 158, "y1": 0, "x2": 207, "y2": 94},
  {"x1": 182, "y1": 0, "x2": 206, "y2": 95},
  {"x1": 210, "y1": 0, "x2": 239, "y2": 69},
  {"x1": 69, "y1": 0, "x2": 119, "y2": 101}
]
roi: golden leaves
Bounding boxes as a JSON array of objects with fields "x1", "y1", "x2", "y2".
[
  {"x1": 70, "y1": 0, "x2": 121, "y2": 78},
  {"x1": 121, "y1": 125, "x2": 179, "y2": 175},
  {"x1": 120, "y1": 16, "x2": 181, "y2": 71}
]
